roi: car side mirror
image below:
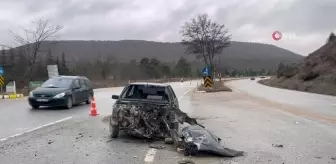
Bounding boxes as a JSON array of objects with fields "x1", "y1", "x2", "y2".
[
  {"x1": 112, "y1": 95, "x2": 119, "y2": 99},
  {"x1": 73, "y1": 86, "x2": 80, "y2": 90}
]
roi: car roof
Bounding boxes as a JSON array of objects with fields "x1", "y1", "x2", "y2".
[{"x1": 129, "y1": 82, "x2": 170, "y2": 87}]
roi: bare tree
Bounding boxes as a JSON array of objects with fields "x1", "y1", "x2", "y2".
[
  {"x1": 8, "y1": 18, "x2": 63, "y2": 92},
  {"x1": 180, "y1": 13, "x2": 231, "y2": 78}
]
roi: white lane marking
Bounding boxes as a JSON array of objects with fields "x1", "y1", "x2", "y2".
[
  {"x1": 144, "y1": 148, "x2": 157, "y2": 163},
  {"x1": 143, "y1": 87, "x2": 194, "y2": 163},
  {"x1": 178, "y1": 88, "x2": 194, "y2": 101},
  {"x1": 0, "y1": 116, "x2": 72, "y2": 142}
]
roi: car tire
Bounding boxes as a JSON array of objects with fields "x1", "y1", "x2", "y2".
[
  {"x1": 31, "y1": 105, "x2": 39, "y2": 109},
  {"x1": 65, "y1": 96, "x2": 73, "y2": 109},
  {"x1": 86, "y1": 94, "x2": 92, "y2": 104},
  {"x1": 109, "y1": 123, "x2": 119, "y2": 138}
]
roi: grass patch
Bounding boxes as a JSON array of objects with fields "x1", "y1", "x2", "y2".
[{"x1": 197, "y1": 81, "x2": 232, "y2": 92}]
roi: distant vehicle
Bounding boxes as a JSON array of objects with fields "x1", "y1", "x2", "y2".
[
  {"x1": 28, "y1": 76, "x2": 94, "y2": 109},
  {"x1": 109, "y1": 82, "x2": 180, "y2": 138},
  {"x1": 260, "y1": 76, "x2": 266, "y2": 79},
  {"x1": 250, "y1": 77, "x2": 255, "y2": 80}
]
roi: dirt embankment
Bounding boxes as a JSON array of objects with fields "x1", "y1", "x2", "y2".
[{"x1": 260, "y1": 33, "x2": 336, "y2": 96}]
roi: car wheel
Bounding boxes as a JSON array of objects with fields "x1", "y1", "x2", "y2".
[
  {"x1": 86, "y1": 94, "x2": 92, "y2": 104},
  {"x1": 31, "y1": 105, "x2": 39, "y2": 109},
  {"x1": 109, "y1": 122, "x2": 119, "y2": 138},
  {"x1": 66, "y1": 96, "x2": 73, "y2": 109}
]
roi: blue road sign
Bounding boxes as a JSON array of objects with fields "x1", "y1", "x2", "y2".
[
  {"x1": 202, "y1": 67, "x2": 209, "y2": 76},
  {"x1": 0, "y1": 66, "x2": 4, "y2": 76}
]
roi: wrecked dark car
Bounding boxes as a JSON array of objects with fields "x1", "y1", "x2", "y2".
[
  {"x1": 109, "y1": 82, "x2": 187, "y2": 139},
  {"x1": 108, "y1": 82, "x2": 244, "y2": 157}
]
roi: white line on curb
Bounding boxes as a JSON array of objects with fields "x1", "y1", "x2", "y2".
[{"x1": 0, "y1": 116, "x2": 73, "y2": 142}]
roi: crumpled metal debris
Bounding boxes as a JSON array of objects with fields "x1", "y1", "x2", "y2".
[
  {"x1": 113, "y1": 102, "x2": 201, "y2": 140},
  {"x1": 181, "y1": 125, "x2": 244, "y2": 157},
  {"x1": 113, "y1": 102, "x2": 243, "y2": 157}
]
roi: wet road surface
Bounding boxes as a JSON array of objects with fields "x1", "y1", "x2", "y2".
[
  {"x1": 0, "y1": 81, "x2": 197, "y2": 140},
  {"x1": 227, "y1": 79, "x2": 336, "y2": 125},
  {"x1": 1, "y1": 79, "x2": 336, "y2": 164}
]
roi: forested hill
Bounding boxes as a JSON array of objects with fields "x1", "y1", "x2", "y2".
[{"x1": 36, "y1": 40, "x2": 304, "y2": 71}]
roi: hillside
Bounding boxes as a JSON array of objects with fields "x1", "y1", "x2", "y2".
[
  {"x1": 261, "y1": 33, "x2": 336, "y2": 96},
  {"x1": 36, "y1": 40, "x2": 303, "y2": 71}
]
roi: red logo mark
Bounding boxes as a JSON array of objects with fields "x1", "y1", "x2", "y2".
[{"x1": 272, "y1": 31, "x2": 282, "y2": 41}]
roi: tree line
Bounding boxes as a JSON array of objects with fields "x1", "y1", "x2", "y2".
[{"x1": 0, "y1": 47, "x2": 195, "y2": 87}]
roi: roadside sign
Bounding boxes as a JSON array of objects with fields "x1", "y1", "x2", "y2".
[
  {"x1": 0, "y1": 66, "x2": 4, "y2": 76},
  {"x1": 47, "y1": 65, "x2": 59, "y2": 79},
  {"x1": 203, "y1": 76, "x2": 213, "y2": 88},
  {"x1": 202, "y1": 67, "x2": 209, "y2": 76},
  {"x1": 5, "y1": 81, "x2": 15, "y2": 93},
  {"x1": 0, "y1": 75, "x2": 4, "y2": 86}
]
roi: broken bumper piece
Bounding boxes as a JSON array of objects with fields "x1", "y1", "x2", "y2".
[{"x1": 181, "y1": 125, "x2": 244, "y2": 157}]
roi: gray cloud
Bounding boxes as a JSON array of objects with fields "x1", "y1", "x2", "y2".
[{"x1": 0, "y1": 0, "x2": 335, "y2": 55}]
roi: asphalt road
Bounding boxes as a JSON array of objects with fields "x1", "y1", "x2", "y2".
[
  {"x1": 0, "y1": 80, "x2": 200, "y2": 164},
  {"x1": 226, "y1": 78, "x2": 336, "y2": 125},
  {"x1": 0, "y1": 81, "x2": 197, "y2": 140},
  {"x1": 0, "y1": 78, "x2": 335, "y2": 164}
]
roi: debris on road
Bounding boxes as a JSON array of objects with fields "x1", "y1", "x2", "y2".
[
  {"x1": 149, "y1": 143, "x2": 166, "y2": 149},
  {"x1": 47, "y1": 140, "x2": 55, "y2": 144},
  {"x1": 164, "y1": 137, "x2": 174, "y2": 145},
  {"x1": 272, "y1": 144, "x2": 284, "y2": 148},
  {"x1": 177, "y1": 159, "x2": 195, "y2": 164},
  {"x1": 111, "y1": 101, "x2": 243, "y2": 157},
  {"x1": 181, "y1": 125, "x2": 244, "y2": 157},
  {"x1": 76, "y1": 132, "x2": 84, "y2": 140}
]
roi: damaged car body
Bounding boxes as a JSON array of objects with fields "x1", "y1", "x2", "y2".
[
  {"x1": 109, "y1": 82, "x2": 191, "y2": 140},
  {"x1": 109, "y1": 82, "x2": 244, "y2": 157}
]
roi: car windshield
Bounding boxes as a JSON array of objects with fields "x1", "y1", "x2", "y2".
[
  {"x1": 41, "y1": 78, "x2": 73, "y2": 88},
  {"x1": 120, "y1": 84, "x2": 169, "y2": 101}
]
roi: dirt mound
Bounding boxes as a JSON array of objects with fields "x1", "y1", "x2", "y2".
[{"x1": 261, "y1": 33, "x2": 336, "y2": 96}]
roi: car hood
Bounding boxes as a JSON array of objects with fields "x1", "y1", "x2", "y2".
[
  {"x1": 32, "y1": 87, "x2": 70, "y2": 96},
  {"x1": 112, "y1": 99, "x2": 172, "y2": 117},
  {"x1": 117, "y1": 99, "x2": 169, "y2": 105}
]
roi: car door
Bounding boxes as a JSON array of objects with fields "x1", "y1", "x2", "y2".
[
  {"x1": 80, "y1": 79, "x2": 89, "y2": 100},
  {"x1": 71, "y1": 79, "x2": 84, "y2": 103},
  {"x1": 84, "y1": 79, "x2": 94, "y2": 96},
  {"x1": 167, "y1": 86, "x2": 179, "y2": 109}
]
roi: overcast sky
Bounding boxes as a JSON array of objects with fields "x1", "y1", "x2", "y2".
[{"x1": 0, "y1": 0, "x2": 335, "y2": 56}]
